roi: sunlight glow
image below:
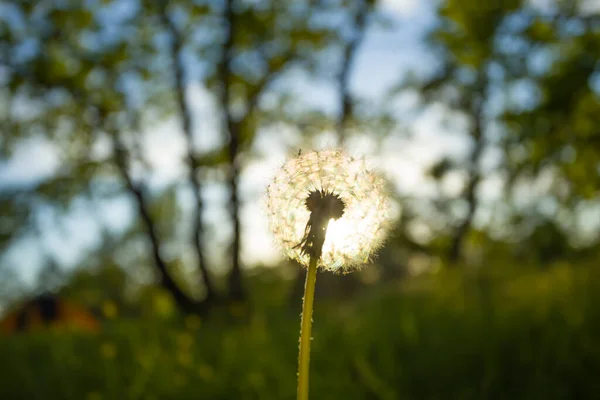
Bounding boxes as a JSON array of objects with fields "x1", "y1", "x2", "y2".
[{"x1": 266, "y1": 149, "x2": 392, "y2": 273}]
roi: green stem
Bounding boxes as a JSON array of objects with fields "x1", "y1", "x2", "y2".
[{"x1": 297, "y1": 255, "x2": 318, "y2": 400}]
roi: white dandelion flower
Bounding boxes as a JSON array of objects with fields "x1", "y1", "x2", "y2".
[{"x1": 265, "y1": 149, "x2": 391, "y2": 273}]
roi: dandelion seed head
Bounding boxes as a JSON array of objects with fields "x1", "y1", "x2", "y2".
[{"x1": 265, "y1": 149, "x2": 391, "y2": 273}]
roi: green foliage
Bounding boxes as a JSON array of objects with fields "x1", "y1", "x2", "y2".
[
  {"x1": 499, "y1": 9, "x2": 600, "y2": 201},
  {"x1": 2, "y1": 264, "x2": 600, "y2": 399},
  {"x1": 437, "y1": 0, "x2": 522, "y2": 67}
]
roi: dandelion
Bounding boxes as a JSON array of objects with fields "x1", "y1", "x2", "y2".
[
  {"x1": 265, "y1": 149, "x2": 391, "y2": 400},
  {"x1": 266, "y1": 149, "x2": 390, "y2": 273}
]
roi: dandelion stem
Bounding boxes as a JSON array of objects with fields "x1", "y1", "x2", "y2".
[{"x1": 297, "y1": 254, "x2": 318, "y2": 400}]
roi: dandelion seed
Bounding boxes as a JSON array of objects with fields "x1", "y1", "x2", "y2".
[{"x1": 266, "y1": 149, "x2": 391, "y2": 273}]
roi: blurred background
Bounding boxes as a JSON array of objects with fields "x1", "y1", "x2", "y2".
[{"x1": 1, "y1": 0, "x2": 600, "y2": 398}]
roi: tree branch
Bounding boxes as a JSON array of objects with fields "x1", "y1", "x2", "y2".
[
  {"x1": 219, "y1": 0, "x2": 245, "y2": 301},
  {"x1": 219, "y1": 5, "x2": 300, "y2": 301},
  {"x1": 336, "y1": 0, "x2": 371, "y2": 145},
  {"x1": 108, "y1": 127, "x2": 200, "y2": 313},
  {"x1": 158, "y1": 0, "x2": 217, "y2": 302},
  {"x1": 448, "y1": 77, "x2": 487, "y2": 264},
  {"x1": 245, "y1": 47, "x2": 296, "y2": 118}
]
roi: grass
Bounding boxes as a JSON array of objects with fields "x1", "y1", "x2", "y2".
[{"x1": 1, "y1": 263, "x2": 600, "y2": 399}]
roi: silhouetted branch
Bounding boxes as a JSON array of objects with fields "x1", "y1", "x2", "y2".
[
  {"x1": 158, "y1": 0, "x2": 217, "y2": 303},
  {"x1": 336, "y1": 0, "x2": 371, "y2": 145},
  {"x1": 448, "y1": 77, "x2": 487, "y2": 264},
  {"x1": 245, "y1": 48, "x2": 296, "y2": 117},
  {"x1": 219, "y1": 0, "x2": 245, "y2": 302},
  {"x1": 108, "y1": 128, "x2": 200, "y2": 313},
  {"x1": 219, "y1": 4, "x2": 302, "y2": 302}
]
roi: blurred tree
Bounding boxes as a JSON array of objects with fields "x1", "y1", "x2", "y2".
[
  {"x1": 500, "y1": 6, "x2": 600, "y2": 225},
  {"x1": 336, "y1": 0, "x2": 374, "y2": 145},
  {"x1": 408, "y1": 0, "x2": 523, "y2": 264},
  {"x1": 386, "y1": 0, "x2": 600, "y2": 269},
  {"x1": 0, "y1": 0, "x2": 338, "y2": 314}
]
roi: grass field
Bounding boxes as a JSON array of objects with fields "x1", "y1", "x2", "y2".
[{"x1": 1, "y1": 264, "x2": 599, "y2": 400}]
